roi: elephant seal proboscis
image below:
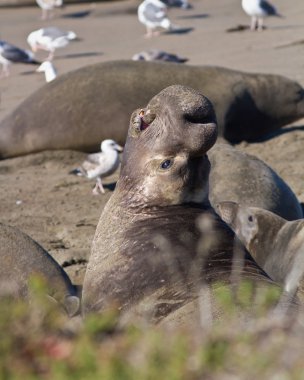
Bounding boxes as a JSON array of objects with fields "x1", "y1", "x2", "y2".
[
  {"x1": 1, "y1": 60, "x2": 304, "y2": 158},
  {"x1": 0, "y1": 222, "x2": 80, "y2": 317},
  {"x1": 81, "y1": 85, "x2": 292, "y2": 326}
]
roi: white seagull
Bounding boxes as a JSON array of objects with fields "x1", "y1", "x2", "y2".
[
  {"x1": 132, "y1": 49, "x2": 188, "y2": 63},
  {"x1": 36, "y1": 0, "x2": 63, "y2": 20},
  {"x1": 27, "y1": 27, "x2": 77, "y2": 61},
  {"x1": 138, "y1": 0, "x2": 173, "y2": 37},
  {"x1": 70, "y1": 139, "x2": 123, "y2": 195},
  {"x1": 242, "y1": 0, "x2": 282, "y2": 31},
  {"x1": 0, "y1": 40, "x2": 40, "y2": 77},
  {"x1": 36, "y1": 61, "x2": 57, "y2": 82}
]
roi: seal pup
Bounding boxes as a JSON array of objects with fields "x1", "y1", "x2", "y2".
[
  {"x1": 0, "y1": 223, "x2": 79, "y2": 317},
  {"x1": 208, "y1": 143, "x2": 303, "y2": 221},
  {"x1": 1, "y1": 61, "x2": 304, "y2": 159},
  {"x1": 82, "y1": 85, "x2": 285, "y2": 325},
  {"x1": 242, "y1": 0, "x2": 282, "y2": 31},
  {"x1": 70, "y1": 139, "x2": 123, "y2": 195},
  {"x1": 217, "y1": 202, "x2": 304, "y2": 294}
]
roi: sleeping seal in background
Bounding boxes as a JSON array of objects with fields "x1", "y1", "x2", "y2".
[
  {"x1": 208, "y1": 143, "x2": 303, "y2": 221},
  {"x1": 82, "y1": 85, "x2": 289, "y2": 326},
  {"x1": 1, "y1": 60, "x2": 304, "y2": 158},
  {"x1": 0, "y1": 223, "x2": 79, "y2": 317},
  {"x1": 217, "y1": 202, "x2": 304, "y2": 296}
]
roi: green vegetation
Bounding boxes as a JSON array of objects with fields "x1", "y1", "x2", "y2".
[{"x1": 0, "y1": 280, "x2": 303, "y2": 380}]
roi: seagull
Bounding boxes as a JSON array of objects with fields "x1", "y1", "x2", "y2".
[
  {"x1": 36, "y1": 61, "x2": 57, "y2": 82},
  {"x1": 27, "y1": 27, "x2": 77, "y2": 61},
  {"x1": 36, "y1": 0, "x2": 63, "y2": 20},
  {"x1": 138, "y1": 0, "x2": 174, "y2": 37},
  {"x1": 0, "y1": 40, "x2": 40, "y2": 77},
  {"x1": 132, "y1": 49, "x2": 188, "y2": 63},
  {"x1": 241, "y1": 0, "x2": 282, "y2": 31},
  {"x1": 70, "y1": 139, "x2": 123, "y2": 195}
]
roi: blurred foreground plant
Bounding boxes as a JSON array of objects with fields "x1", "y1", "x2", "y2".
[{"x1": 0, "y1": 277, "x2": 303, "y2": 380}]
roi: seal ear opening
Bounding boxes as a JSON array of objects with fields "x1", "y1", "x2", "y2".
[
  {"x1": 129, "y1": 109, "x2": 144, "y2": 138},
  {"x1": 129, "y1": 108, "x2": 156, "y2": 138}
]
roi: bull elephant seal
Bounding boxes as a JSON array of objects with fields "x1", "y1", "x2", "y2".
[
  {"x1": 208, "y1": 143, "x2": 303, "y2": 221},
  {"x1": 1, "y1": 60, "x2": 304, "y2": 158},
  {"x1": 217, "y1": 202, "x2": 304, "y2": 295},
  {"x1": 0, "y1": 223, "x2": 79, "y2": 317},
  {"x1": 81, "y1": 85, "x2": 291, "y2": 325}
]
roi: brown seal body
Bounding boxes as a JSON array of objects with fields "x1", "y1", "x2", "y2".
[
  {"x1": 0, "y1": 223, "x2": 79, "y2": 316},
  {"x1": 217, "y1": 203, "x2": 304, "y2": 294},
  {"x1": 1, "y1": 60, "x2": 304, "y2": 158},
  {"x1": 208, "y1": 143, "x2": 303, "y2": 221},
  {"x1": 82, "y1": 85, "x2": 285, "y2": 325}
]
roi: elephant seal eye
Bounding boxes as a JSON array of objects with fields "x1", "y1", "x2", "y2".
[
  {"x1": 248, "y1": 215, "x2": 253, "y2": 222},
  {"x1": 160, "y1": 159, "x2": 173, "y2": 170}
]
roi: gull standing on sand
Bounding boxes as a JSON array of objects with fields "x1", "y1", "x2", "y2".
[
  {"x1": 138, "y1": 0, "x2": 173, "y2": 37},
  {"x1": 27, "y1": 27, "x2": 77, "y2": 61},
  {"x1": 36, "y1": 61, "x2": 57, "y2": 82},
  {"x1": 0, "y1": 40, "x2": 40, "y2": 77},
  {"x1": 242, "y1": 0, "x2": 282, "y2": 31},
  {"x1": 70, "y1": 139, "x2": 123, "y2": 195},
  {"x1": 36, "y1": 0, "x2": 63, "y2": 20}
]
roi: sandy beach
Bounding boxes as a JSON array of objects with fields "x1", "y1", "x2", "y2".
[{"x1": 1, "y1": 0, "x2": 304, "y2": 284}]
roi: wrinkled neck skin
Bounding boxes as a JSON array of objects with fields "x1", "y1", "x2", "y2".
[
  {"x1": 90, "y1": 189, "x2": 274, "y2": 326},
  {"x1": 94, "y1": 181, "x2": 268, "y2": 285}
]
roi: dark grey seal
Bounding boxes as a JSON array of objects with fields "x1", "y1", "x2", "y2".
[
  {"x1": 82, "y1": 85, "x2": 289, "y2": 326},
  {"x1": 1, "y1": 60, "x2": 304, "y2": 158},
  {"x1": 208, "y1": 143, "x2": 303, "y2": 221},
  {"x1": 0, "y1": 223, "x2": 79, "y2": 316},
  {"x1": 217, "y1": 202, "x2": 304, "y2": 296}
]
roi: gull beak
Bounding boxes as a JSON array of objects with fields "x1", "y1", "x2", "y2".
[{"x1": 115, "y1": 144, "x2": 124, "y2": 152}]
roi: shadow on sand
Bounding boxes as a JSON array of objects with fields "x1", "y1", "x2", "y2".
[
  {"x1": 55, "y1": 52, "x2": 104, "y2": 60},
  {"x1": 62, "y1": 9, "x2": 93, "y2": 18},
  {"x1": 253, "y1": 125, "x2": 304, "y2": 143},
  {"x1": 164, "y1": 27, "x2": 194, "y2": 35},
  {"x1": 177, "y1": 13, "x2": 209, "y2": 20}
]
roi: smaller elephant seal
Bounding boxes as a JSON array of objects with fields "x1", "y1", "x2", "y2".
[
  {"x1": 82, "y1": 85, "x2": 290, "y2": 326},
  {"x1": 217, "y1": 202, "x2": 304, "y2": 295},
  {"x1": 0, "y1": 223, "x2": 79, "y2": 317},
  {"x1": 208, "y1": 142, "x2": 303, "y2": 221}
]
